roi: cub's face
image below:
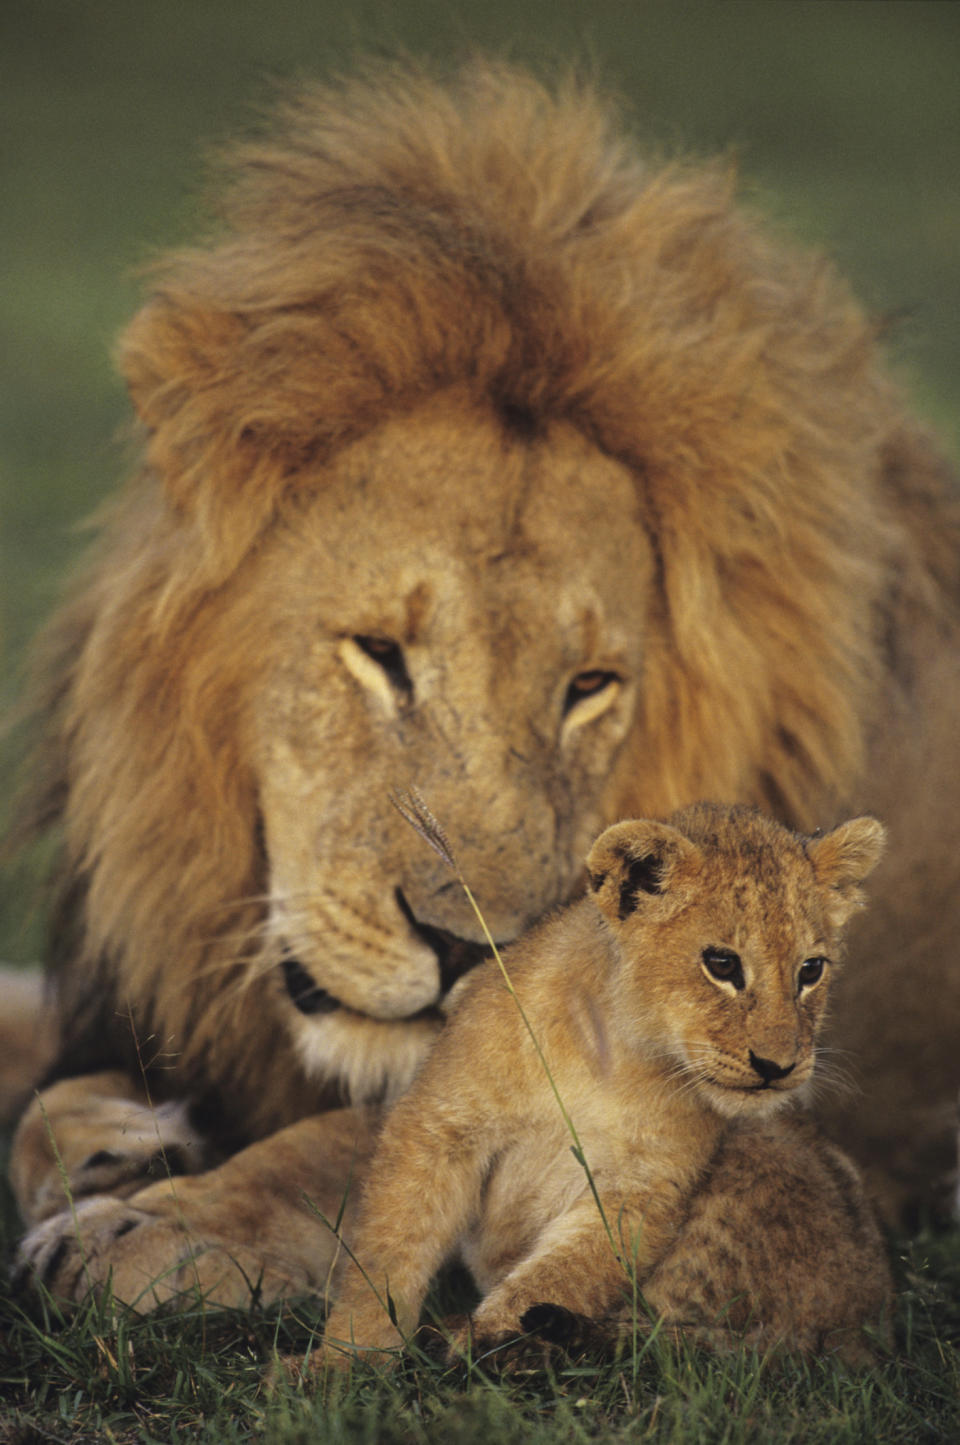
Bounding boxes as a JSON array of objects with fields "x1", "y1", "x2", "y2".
[
  {"x1": 630, "y1": 875, "x2": 835, "y2": 1120},
  {"x1": 587, "y1": 804, "x2": 885, "y2": 1118},
  {"x1": 241, "y1": 390, "x2": 655, "y2": 1100}
]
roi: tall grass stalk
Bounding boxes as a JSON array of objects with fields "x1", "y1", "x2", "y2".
[{"x1": 391, "y1": 787, "x2": 619, "y2": 1261}]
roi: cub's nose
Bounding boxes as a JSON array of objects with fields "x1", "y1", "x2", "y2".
[{"x1": 748, "y1": 1051, "x2": 796, "y2": 1084}]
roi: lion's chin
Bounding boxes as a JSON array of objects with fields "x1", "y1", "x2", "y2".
[{"x1": 291, "y1": 1007, "x2": 445, "y2": 1105}]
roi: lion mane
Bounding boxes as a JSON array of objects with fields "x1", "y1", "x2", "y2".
[{"x1": 14, "y1": 61, "x2": 960, "y2": 1218}]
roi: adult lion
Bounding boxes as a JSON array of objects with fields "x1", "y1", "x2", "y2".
[{"x1": 9, "y1": 60, "x2": 960, "y2": 1309}]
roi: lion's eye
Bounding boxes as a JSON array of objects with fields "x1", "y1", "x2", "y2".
[
  {"x1": 353, "y1": 635, "x2": 412, "y2": 697},
  {"x1": 563, "y1": 670, "x2": 619, "y2": 716},
  {"x1": 798, "y1": 956, "x2": 827, "y2": 990},
  {"x1": 702, "y1": 947, "x2": 745, "y2": 991}
]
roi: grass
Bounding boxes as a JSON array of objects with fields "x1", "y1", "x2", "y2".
[
  {"x1": 1, "y1": 3, "x2": 959, "y2": 1440},
  {"x1": 1, "y1": 1168, "x2": 958, "y2": 1445},
  {"x1": 1, "y1": 865, "x2": 958, "y2": 1444}
]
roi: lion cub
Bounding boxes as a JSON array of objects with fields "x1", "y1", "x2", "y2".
[{"x1": 317, "y1": 804, "x2": 891, "y2": 1370}]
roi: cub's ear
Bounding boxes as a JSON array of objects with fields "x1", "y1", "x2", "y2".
[
  {"x1": 806, "y1": 815, "x2": 886, "y2": 929},
  {"x1": 586, "y1": 819, "x2": 702, "y2": 926}
]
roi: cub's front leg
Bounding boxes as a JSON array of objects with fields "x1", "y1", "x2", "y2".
[
  {"x1": 314, "y1": 1111, "x2": 499, "y2": 1373},
  {"x1": 14, "y1": 1108, "x2": 378, "y2": 1311},
  {"x1": 467, "y1": 1188, "x2": 676, "y2": 1348}
]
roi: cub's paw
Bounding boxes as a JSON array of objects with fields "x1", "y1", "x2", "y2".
[
  {"x1": 439, "y1": 1303, "x2": 615, "y2": 1374},
  {"x1": 434, "y1": 1313, "x2": 550, "y2": 1375},
  {"x1": 268, "y1": 1350, "x2": 326, "y2": 1391},
  {"x1": 274, "y1": 1338, "x2": 399, "y2": 1388},
  {"x1": 411, "y1": 1314, "x2": 473, "y2": 1364},
  {"x1": 521, "y1": 1302, "x2": 614, "y2": 1354},
  {"x1": 521, "y1": 1302, "x2": 577, "y2": 1339}
]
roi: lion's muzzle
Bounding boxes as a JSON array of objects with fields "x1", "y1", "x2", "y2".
[
  {"x1": 394, "y1": 889, "x2": 493, "y2": 997},
  {"x1": 279, "y1": 893, "x2": 493, "y2": 1023},
  {"x1": 281, "y1": 954, "x2": 341, "y2": 1016}
]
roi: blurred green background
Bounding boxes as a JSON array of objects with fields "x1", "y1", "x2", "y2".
[{"x1": 1, "y1": 0, "x2": 958, "y2": 961}]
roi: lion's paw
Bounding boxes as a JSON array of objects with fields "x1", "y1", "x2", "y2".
[
  {"x1": 15, "y1": 1085, "x2": 208, "y2": 1225},
  {"x1": 12, "y1": 1187, "x2": 298, "y2": 1311},
  {"x1": 62, "y1": 1098, "x2": 205, "y2": 1199},
  {"x1": 13, "y1": 1195, "x2": 165, "y2": 1306}
]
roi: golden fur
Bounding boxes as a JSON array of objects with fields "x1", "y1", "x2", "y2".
[
  {"x1": 8, "y1": 59, "x2": 960, "y2": 1309},
  {"x1": 316, "y1": 805, "x2": 892, "y2": 1372}
]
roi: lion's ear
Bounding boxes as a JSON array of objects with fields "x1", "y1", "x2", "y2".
[
  {"x1": 586, "y1": 819, "x2": 702, "y2": 927},
  {"x1": 806, "y1": 815, "x2": 886, "y2": 929},
  {"x1": 119, "y1": 297, "x2": 245, "y2": 434},
  {"x1": 116, "y1": 297, "x2": 288, "y2": 569},
  {"x1": 119, "y1": 297, "x2": 176, "y2": 429}
]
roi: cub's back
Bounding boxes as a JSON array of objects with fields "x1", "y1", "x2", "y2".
[{"x1": 639, "y1": 1112, "x2": 893, "y2": 1362}]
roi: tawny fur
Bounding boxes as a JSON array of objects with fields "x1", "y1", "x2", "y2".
[
  {"x1": 316, "y1": 804, "x2": 892, "y2": 1373},
  {"x1": 6, "y1": 60, "x2": 960, "y2": 1310}
]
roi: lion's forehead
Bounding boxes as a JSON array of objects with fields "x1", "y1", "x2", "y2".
[{"x1": 275, "y1": 394, "x2": 654, "y2": 638}]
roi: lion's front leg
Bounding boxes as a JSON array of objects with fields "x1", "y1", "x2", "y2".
[
  {"x1": 14, "y1": 1108, "x2": 378, "y2": 1311},
  {"x1": 11, "y1": 1071, "x2": 210, "y2": 1226}
]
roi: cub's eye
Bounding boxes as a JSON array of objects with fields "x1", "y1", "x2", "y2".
[
  {"x1": 702, "y1": 947, "x2": 745, "y2": 991},
  {"x1": 353, "y1": 635, "x2": 412, "y2": 697},
  {"x1": 798, "y1": 956, "x2": 827, "y2": 990},
  {"x1": 563, "y1": 670, "x2": 620, "y2": 716}
]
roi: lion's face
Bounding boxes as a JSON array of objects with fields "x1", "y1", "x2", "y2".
[{"x1": 245, "y1": 392, "x2": 654, "y2": 1098}]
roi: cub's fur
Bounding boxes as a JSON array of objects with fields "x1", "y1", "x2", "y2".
[{"x1": 318, "y1": 805, "x2": 891, "y2": 1371}]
